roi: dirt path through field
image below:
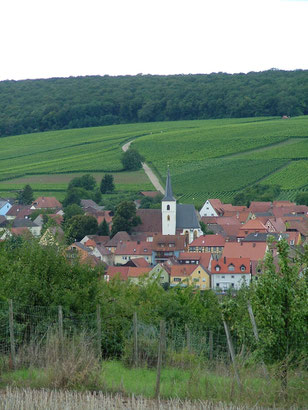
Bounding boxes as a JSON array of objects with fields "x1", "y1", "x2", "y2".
[{"x1": 122, "y1": 140, "x2": 165, "y2": 194}]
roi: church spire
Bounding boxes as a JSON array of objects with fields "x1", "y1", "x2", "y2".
[{"x1": 163, "y1": 168, "x2": 176, "y2": 201}]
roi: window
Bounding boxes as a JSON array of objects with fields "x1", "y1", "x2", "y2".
[
  {"x1": 215, "y1": 265, "x2": 220, "y2": 272},
  {"x1": 167, "y1": 205, "x2": 170, "y2": 210},
  {"x1": 240, "y1": 265, "x2": 246, "y2": 272},
  {"x1": 231, "y1": 283, "x2": 234, "y2": 287},
  {"x1": 216, "y1": 283, "x2": 220, "y2": 287},
  {"x1": 198, "y1": 270, "x2": 201, "y2": 274},
  {"x1": 193, "y1": 278, "x2": 199, "y2": 282},
  {"x1": 167, "y1": 215, "x2": 170, "y2": 221},
  {"x1": 202, "y1": 278, "x2": 206, "y2": 282},
  {"x1": 231, "y1": 275, "x2": 235, "y2": 278},
  {"x1": 173, "y1": 277, "x2": 181, "y2": 282},
  {"x1": 222, "y1": 275, "x2": 225, "y2": 278},
  {"x1": 290, "y1": 240, "x2": 294, "y2": 245},
  {"x1": 228, "y1": 264, "x2": 235, "y2": 271}
]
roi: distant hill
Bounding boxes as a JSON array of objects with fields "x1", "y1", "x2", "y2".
[{"x1": 0, "y1": 70, "x2": 308, "y2": 137}]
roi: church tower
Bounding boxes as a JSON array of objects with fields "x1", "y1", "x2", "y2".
[{"x1": 162, "y1": 169, "x2": 176, "y2": 235}]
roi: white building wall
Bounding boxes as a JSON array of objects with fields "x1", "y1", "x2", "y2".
[
  {"x1": 199, "y1": 200, "x2": 218, "y2": 217},
  {"x1": 162, "y1": 200, "x2": 176, "y2": 235},
  {"x1": 211, "y1": 273, "x2": 251, "y2": 291}
]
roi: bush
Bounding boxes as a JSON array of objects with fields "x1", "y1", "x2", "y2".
[
  {"x1": 166, "y1": 348, "x2": 198, "y2": 370},
  {"x1": 122, "y1": 336, "x2": 159, "y2": 368}
]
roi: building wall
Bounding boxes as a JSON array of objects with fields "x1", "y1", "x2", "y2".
[
  {"x1": 188, "y1": 266, "x2": 210, "y2": 290},
  {"x1": 162, "y1": 200, "x2": 176, "y2": 235},
  {"x1": 211, "y1": 273, "x2": 251, "y2": 291}
]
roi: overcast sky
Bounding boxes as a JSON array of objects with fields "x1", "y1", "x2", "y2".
[{"x1": 1, "y1": 0, "x2": 307, "y2": 81}]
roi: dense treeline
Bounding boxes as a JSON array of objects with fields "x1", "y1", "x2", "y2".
[{"x1": 0, "y1": 70, "x2": 308, "y2": 137}]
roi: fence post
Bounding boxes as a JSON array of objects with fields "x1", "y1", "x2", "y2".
[
  {"x1": 58, "y1": 305, "x2": 63, "y2": 340},
  {"x1": 9, "y1": 299, "x2": 16, "y2": 369},
  {"x1": 223, "y1": 319, "x2": 242, "y2": 389},
  {"x1": 185, "y1": 324, "x2": 191, "y2": 352},
  {"x1": 247, "y1": 301, "x2": 269, "y2": 379},
  {"x1": 96, "y1": 304, "x2": 102, "y2": 360},
  {"x1": 209, "y1": 330, "x2": 213, "y2": 361},
  {"x1": 155, "y1": 320, "x2": 165, "y2": 399},
  {"x1": 133, "y1": 312, "x2": 138, "y2": 367}
]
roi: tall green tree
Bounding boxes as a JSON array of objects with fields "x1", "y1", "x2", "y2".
[
  {"x1": 17, "y1": 184, "x2": 34, "y2": 205},
  {"x1": 65, "y1": 215, "x2": 98, "y2": 244},
  {"x1": 97, "y1": 218, "x2": 110, "y2": 236},
  {"x1": 252, "y1": 240, "x2": 308, "y2": 388},
  {"x1": 111, "y1": 201, "x2": 141, "y2": 236},
  {"x1": 121, "y1": 148, "x2": 144, "y2": 171},
  {"x1": 100, "y1": 174, "x2": 115, "y2": 194}
]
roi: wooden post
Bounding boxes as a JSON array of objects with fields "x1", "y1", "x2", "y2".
[
  {"x1": 155, "y1": 320, "x2": 165, "y2": 399},
  {"x1": 247, "y1": 301, "x2": 269, "y2": 379},
  {"x1": 9, "y1": 300, "x2": 16, "y2": 369},
  {"x1": 185, "y1": 324, "x2": 191, "y2": 352},
  {"x1": 96, "y1": 305, "x2": 102, "y2": 360},
  {"x1": 209, "y1": 330, "x2": 213, "y2": 361},
  {"x1": 133, "y1": 312, "x2": 138, "y2": 367},
  {"x1": 223, "y1": 319, "x2": 241, "y2": 389},
  {"x1": 58, "y1": 305, "x2": 63, "y2": 340}
]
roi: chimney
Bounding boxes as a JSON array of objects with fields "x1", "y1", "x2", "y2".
[{"x1": 223, "y1": 256, "x2": 226, "y2": 264}]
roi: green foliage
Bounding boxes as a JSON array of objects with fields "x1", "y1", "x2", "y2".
[
  {"x1": 17, "y1": 184, "x2": 34, "y2": 205},
  {"x1": 121, "y1": 148, "x2": 144, "y2": 171},
  {"x1": 139, "y1": 193, "x2": 163, "y2": 209},
  {"x1": 200, "y1": 221, "x2": 214, "y2": 235},
  {"x1": 65, "y1": 215, "x2": 99, "y2": 244},
  {"x1": 100, "y1": 174, "x2": 115, "y2": 194},
  {"x1": 252, "y1": 240, "x2": 308, "y2": 366},
  {"x1": 295, "y1": 191, "x2": 308, "y2": 206},
  {"x1": 233, "y1": 184, "x2": 281, "y2": 206},
  {"x1": 63, "y1": 204, "x2": 84, "y2": 226},
  {"x1": 1, "y1": 70, "x2": 308, "y2": 138},
  {"x1": 97, "y1": 219, "x2": 110, "y2": 236},
  {"x1": 68, "y1": 174, "x2": 97, "y2": 191},
  {"x1": 111, "y1": 201, "x2": 141, "y2": 236},
  {"x1": 0, "y1": 238, "x2": 102, "y2": 312}
]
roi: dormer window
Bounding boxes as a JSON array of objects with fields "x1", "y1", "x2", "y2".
[
  {"x1": 215, "y1": 265, "x2": 221, "y2": 272},
  {"x1": 228, "y1": 264, "x2": 235, "y2": 271},
  {"x1": 240, "y1": 265, "x2": 246, "y2": 272}
]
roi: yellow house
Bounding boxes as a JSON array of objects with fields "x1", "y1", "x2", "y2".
[{"x1": 170, "y1": 264, "x2": 210, "y2": 290}]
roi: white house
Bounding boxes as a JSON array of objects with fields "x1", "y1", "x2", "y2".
[
  {"x1": 210, "y1": 256, "x2": 251, "y2": 291},
  {"x1": 199, "y1": 199, "x2": 224, "y2": 217}
]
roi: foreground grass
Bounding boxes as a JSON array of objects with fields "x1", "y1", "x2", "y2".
[{"x1": 1, "y1": 361, "x2": 307, "y2": 408}]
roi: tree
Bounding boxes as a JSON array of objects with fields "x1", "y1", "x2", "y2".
[
  {"x1": 97, "y1": 218, "x2": 110, "y2": 236},
  {"x1": 62, "y1": 188, "x2": 82, "y2": 207},
  {"x1": 295, "y1": 192, "x2": 308, "y2": 206},
  {"x1": 233, "y1": 184, "x2": 281, "y2": 206},
  {"x1": 200, "y1": 221, "x2": 214, "y2": 235},
  {"x1": 17, "y1": 184, "x2": 34, "y2": 205},
  {"x1": 111, "y1": 201, "x2": 141, "y2": 236},
  {"x1": 100, "y1": 174, "x2": 115, "y2": 194},
  {"x1": 68, "y1": 174, "x2": 97, "y2": 191},
  {"x1": 63, "y1": 204, "x2": 84, "y2": 227},
  {"x1": 121, "y1": 148, "x2": 144, "y2": 171},
  {"x1": 65, "y1": 215, "x2": 98, "y2": 244},
  {"x1": 252, "y1": 239, "x2": 308, "y2": 389}
]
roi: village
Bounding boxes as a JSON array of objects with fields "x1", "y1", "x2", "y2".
[{"x1": 0, "y1": 170, "x2": 307, "y2": 293}]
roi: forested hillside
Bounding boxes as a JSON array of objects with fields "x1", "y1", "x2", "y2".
[{"x1": 1, "y1": 69, "x2": 308, "y2": 137}]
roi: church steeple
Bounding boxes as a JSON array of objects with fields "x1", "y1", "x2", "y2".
[
  {"x1": 162, "y1": 168, "x2": 176, "y2": 201},
  {"x1": 162, "y1": 169, "x2": 176, "y2": 235}
]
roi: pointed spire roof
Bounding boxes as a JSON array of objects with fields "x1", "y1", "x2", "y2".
[{"x1": 162, "y1": 169, "x2": 176, "y2": 201}]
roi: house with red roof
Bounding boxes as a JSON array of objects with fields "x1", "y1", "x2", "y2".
[
  {"x1": 177, "y1": 252, "x2": 211, "y2": 269},
  {"x1": 222, "y1": 242, "x2": 268, "y2": 275},
  {"x1": 152, "y1": 234, "x2": 186, "y2": 264},
  {"x1": 249, "y1": 202, "x2": 272, "y2": 214},
  {"x1": 31, "y1": 196, "x2": 62, "y2": 210},
  {"x1": 188, "y1": 234, "x2": 225, "y2": 255},
  {"x1": 210, "y1": 257, "x2": 251, "y2": 291},
  {"x1": 200, "y1": 199, "x2": 225, "y2": 217},
  {"x1": 114, "y1": 240, "x2": 153, "y2": 265},
  {"x1": 237, "y1": 219, "x2": 268, "y2": 241},
  {"x1": 169, "y1": 264, "x2": 211, "y2": 290},
  {"x1": 105, "y1": 266, "x2": 152, "y2": 283}
]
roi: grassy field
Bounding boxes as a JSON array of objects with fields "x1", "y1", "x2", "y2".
[
  {"x1": 1, "y1": 361, "x2": 307, "y2": 408},
  {"x1": 0, "y1": 116, "x2": 307, "y2": 204}
]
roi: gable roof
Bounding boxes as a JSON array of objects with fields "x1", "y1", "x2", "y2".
[
  {"x1": 135, "y1": 209, "x2": 162, "y2": 233},
  {"x1": 106, "y1": 231, "x2": 131, "y2": 247},
  {"x1": 153, "y1": 234, "x2": 185, "y2": 251},
  {"x1": 189, "y1": 234, "x2": 225, "y2": 247},
  {"x1": 178, "y1": 252, "x2": 211, "y2": 269},
  {"x1": 32, "y1": 197, "x2": 62, "y2": 209},
  {"x1": 106, "y1": 266, "x2": 152, "y2": 280},
  {"x1": 176, "y1": 204, "x2": 200, "y2": 229},
  {"x1": 6, "y1": 205, "x2": 33, "y2": 218},
  {"x1": 170, "y1": 264, "x2": 196, "y2": 278},
  {"x1": 249, "y1": 202, "x2": 272, "y2": 214},
  {"x1": 115, "y1": 240, "x2": 152, "y2": 255},
  {"x1": 222, "y1": 242, "x2": 267, "y2": 262},
  {"x1": 240, "y1": 219, "x2": 267, "y2": 231},
  {"x1": 211, "y1": 257, "x2": 250, "y2": 274},
  {"x1": 140, "y1": 191, "x2": 161, "y2": 198}
]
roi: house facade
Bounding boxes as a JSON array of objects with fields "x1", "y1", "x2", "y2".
[{"x1": 210, "y1": 257, "x2": 251, "y2": 291}]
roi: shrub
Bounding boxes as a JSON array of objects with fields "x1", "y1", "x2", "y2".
[{"x1": 122, "y1": 336, "x2": 159, "y2": 368}]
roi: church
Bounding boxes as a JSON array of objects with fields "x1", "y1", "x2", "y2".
[
  {"x1": 161, "y1": 169, "x2": 202, "y2": 243},
  {"x1": 134, "y1": 170, "x2": 202, "y2": 244}
]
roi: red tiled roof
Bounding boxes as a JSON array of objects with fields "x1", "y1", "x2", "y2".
[
  {"x1": 249, "y1": 202, "x2": 272, "y2": 213},
  {"x1": 106, "y1": 231, "x2": 131, "y2": 247},
  {"x1": 6, "y1": 205, "x2": 33, "y2": 217},
  {"x1": 127, "y1": 267, "x2": 152, "y2": 278},
  {"x1": 135, "y1": 209, "x2": 162, "y2": 233},
  {"x1": 115, "y1": 241, "x2": 152, "y2": 255},
  {"x1": 129, "y1": 258, "x2": 150, "y2": 268},
  {"x1": 140, "y1": 191, "x2": 161, "y2": 198},
  {"x1": 189, "y1": 234, "x2": 225, "y2": 247},
  {"x1": 170, "y1": 265, "x2": 196, "y2": 277},
  {"x1": 222, "y1": 242, "x2": 267, "y2": 262},
  {"x1": 32, "y1": 197, "x2": 62, "y2": 209},
  {"x1": 106, "y1": 266, "x2": 151, "y2": 280},
  {"x1": 239, "y1": 219, "x2": 267, "y2": 231},
  {"x1": 10, "y1": 227, "x2": 31, "y2": 236},
  {"x1": 153, "y1": 234, "x2": 186, "y2": 251},
  {"x1": 211, "y1": 257, "x2": 250, "y2": 274}
]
